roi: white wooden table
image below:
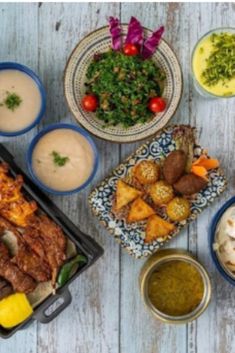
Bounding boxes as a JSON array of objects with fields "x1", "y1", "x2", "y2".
[{"x1": 0, "y1": 2, "x2": 235, "y2": 352}]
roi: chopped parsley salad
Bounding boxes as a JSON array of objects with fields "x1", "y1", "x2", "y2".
[{"x1": 81, "y1": 17, "x2": 167, "y2": 128}]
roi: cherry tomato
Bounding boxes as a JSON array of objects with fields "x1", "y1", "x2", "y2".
[
  {"x1": 148, "y1": 97, "x2": 166, "y2": 113},
  {"x1": 82, "y1": 95, "x2": 98, "y2": 112},
  {"x1": 123, "y1": 43, "x2": 139, "y2": 56}
]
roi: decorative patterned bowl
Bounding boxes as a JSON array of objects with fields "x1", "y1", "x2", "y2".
[
  {"x1": 89, "y1": 125, "x2": 227, "y2": 258},
  {"x1": 64, "y1": 25, "x2": 183, "y2": 143}
]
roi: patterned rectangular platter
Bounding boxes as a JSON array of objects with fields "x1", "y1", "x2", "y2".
[{"x1": 89, "y1": 125, "x2": 227, "y2": 258}]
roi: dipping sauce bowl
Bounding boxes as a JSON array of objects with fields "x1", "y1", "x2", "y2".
[
  {"x1": 27, "y1": 123, "x2": 99, "y2": 195},
  {"x1": 139, "y1": 249, "x2": 211, "y2": 324},
  {"x1": 191, "y1": 28, "x2": 235, "y2": 98},
  {"x1": 0, "y1": 62, "x2": 46, "y2": 136}
]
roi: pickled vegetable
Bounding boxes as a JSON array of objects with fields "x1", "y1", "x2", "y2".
[{"x1": 57, "y1": 254, "x2": 87, "y2": 287}]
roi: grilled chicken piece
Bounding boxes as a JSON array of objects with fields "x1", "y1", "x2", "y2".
[
  {"x1": 21, "y1": 226, "x2": 46, "y2": 259},
  {"x1": 12, "y1": 242, "x2": 51, "y2": 282},
  {"x1": 0, "y1": 216, "x2": 51, "y2": 282},
  {"x1": 0, "y1": 172, "x2": 23, "y2": 204},
  {"x1": 0, "y1": 215, "x2": 22, "y2": 236},
  {"x1": 0, "y1": 242, "x2": 36, "y2": 293},
  {"x1": 0, "y1": 199, "x2": 37, "y2": 227},
  {"x1": 28, "y1": 215, "x2": 67, "y2": 285},
  {"x1": 0, "y1": 163, "x2": 37, "y2": 227}
]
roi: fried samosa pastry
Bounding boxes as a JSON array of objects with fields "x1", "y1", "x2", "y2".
[
  {"x1": 127, "y1": 198, "x2": 155, "y2": 223},
  {"x1": 115, "y1": 180, "x2": 143, "y2": 210},
  {"x1": 145, "y1": 215, "x2": 175, "y2": 243}
]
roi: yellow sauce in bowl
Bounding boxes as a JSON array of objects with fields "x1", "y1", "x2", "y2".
[
  {"x1": 192, "y1": 31, "x2": 235, "y2": 97},
  {"x1": 148, "y1": 260, "x2": 204, "y2": 316}
]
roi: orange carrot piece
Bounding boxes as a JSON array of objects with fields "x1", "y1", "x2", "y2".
[
  {"x1": 191, "y1": 165, "x2": 209, "y2": 181},
  {"x1": 192, "y1": 155, "x2": 207, "y2": 166},
  {"x1": 192, "y1": 155, "x2": 219, "y2": 170},
  {"x1": 197, "y1": 158, "x2": 219, "y2": 170}
]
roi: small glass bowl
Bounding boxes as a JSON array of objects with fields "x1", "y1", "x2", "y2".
[{"x1": 191, "y1": 27, "x2": 235, "y2": 99}]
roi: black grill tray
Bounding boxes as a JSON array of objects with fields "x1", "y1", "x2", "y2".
[{"x1": 0, "y1": 143, "x2": 103, "y2": 339}]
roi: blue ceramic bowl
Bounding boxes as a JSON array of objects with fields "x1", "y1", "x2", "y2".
[
  {"x1": 209, "y1": 196, "x2": 235, "y2": 285},
  {"x1": 27, "y1": 123, "x2": 99, "y2": 195},
  {"x1": 0, "y1": 62, "x2": 46, "y2": 136}
]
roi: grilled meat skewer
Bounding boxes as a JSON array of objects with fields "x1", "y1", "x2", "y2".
[
  {"x1": 12, "y1": 242, "x2": 51, "y2": 282},
  {"x1": 0, "y1": 242, "x2": 36, "y2": 293},
  {"x1": 0, "y1": 217, "x2": 51, "y2": 282},
  {"x1": 25, "y1": 215, "x2": 67, "y2": 286}
]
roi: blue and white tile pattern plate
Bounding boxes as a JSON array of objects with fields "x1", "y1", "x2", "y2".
[{"x1": 89, "y1": 125, "x2": 227, "y2": 258}]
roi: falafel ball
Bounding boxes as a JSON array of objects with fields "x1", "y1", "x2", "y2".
[
  {"x1": 166, "y1": 197, "x2": 190, "y2": 222},
  {"x1": 149, "y1": 180, "x2": 174, "y2": 206},
  {"x1": 133, "y1": 160, "x2": 160, "y2": 185}
]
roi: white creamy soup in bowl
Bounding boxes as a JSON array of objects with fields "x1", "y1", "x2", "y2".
[
  {"x1": 30, "y1": 126, "x2": 98, "y2": 193},
  {"x1": 0, "y1": 66, "x2": 45, "y2": 135}
]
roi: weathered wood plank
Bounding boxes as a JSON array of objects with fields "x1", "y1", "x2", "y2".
[
  {"x1": 120, "y1": 3, "x2": 188, "y2": 353},
  {"x1": 0, "y1": 3, "x2": 38, "y2": 352},
  {"x1": 36, "y1": 3, "x2": 121, "y2": 353},
  {"x1": 188, "y1": 3, "x2": 235, "y2": 353}
]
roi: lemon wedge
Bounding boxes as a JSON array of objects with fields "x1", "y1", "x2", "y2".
[{"x1": 0, "y1": 293, "x2": 33, "y2": 328}]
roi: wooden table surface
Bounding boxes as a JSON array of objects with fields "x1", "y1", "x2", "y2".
[{"x1": 0, "y1": 2, "x2": 235, "y2": 352}]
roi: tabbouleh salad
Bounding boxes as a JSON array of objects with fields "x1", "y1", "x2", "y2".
[
  {"x1": 81, "y1": 16, "x2": 166, "y2": 128},
  {"x1": 84, "y1": 50, "x2": 165, "y2": 127}
]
